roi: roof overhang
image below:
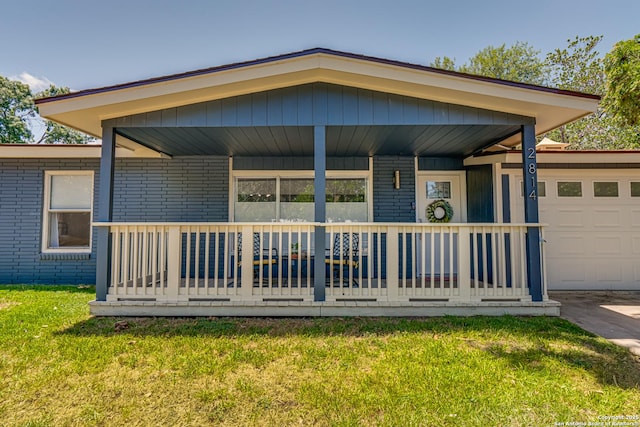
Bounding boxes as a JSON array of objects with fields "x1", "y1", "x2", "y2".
[
  {"x1": 0, "y1": 135, "x2": 168, "y2": 159},
  {"x1": 36, "y1": 48, "x2": 600, "y2": 148}
]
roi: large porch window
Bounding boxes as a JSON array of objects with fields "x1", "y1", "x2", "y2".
[{"x1": 233, "y1": 174, "x2": 369, "y2": 222}]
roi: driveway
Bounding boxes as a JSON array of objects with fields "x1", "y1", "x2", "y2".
[{"x1": 549, "y1": 291, "x2": 640, "y2": 356}]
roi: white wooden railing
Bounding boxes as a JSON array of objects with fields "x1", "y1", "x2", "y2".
[{"x1": 94, "y1": 222, "x2": 546, "y2": 303}]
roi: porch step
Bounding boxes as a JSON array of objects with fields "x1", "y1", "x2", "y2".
[{"x1": 90, "y1": 299, "x2": 561, "y2": 317}]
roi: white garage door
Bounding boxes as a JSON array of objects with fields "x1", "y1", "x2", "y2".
[{"x1": 509, "y1": 170, "x2": 640, "y2": 290}]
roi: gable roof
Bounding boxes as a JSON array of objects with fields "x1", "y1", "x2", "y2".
[{"x1": 36, "y1": 48, "x2": 600, "y2": 146}]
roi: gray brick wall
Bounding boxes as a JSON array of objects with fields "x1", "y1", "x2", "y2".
[
  {"x1": 373, "y1": 156, "x2": 415, "y2": 222},
  {"x1": 0, "y1": 156, "x2": 228, "y2": 284}
]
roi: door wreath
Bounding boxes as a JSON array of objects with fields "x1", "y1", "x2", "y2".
[{"x1": 426, "y1": 199, "x2": 454, "y2": 223}]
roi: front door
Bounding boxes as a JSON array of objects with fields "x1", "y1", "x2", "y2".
[
  {"x1": 415, "y1": 173, "x2": 464, "y2": 278},
  {"x1": 417, "y1": 174, "x2": 464, "y2": 223}
]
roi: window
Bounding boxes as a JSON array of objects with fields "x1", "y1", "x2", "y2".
[
  {"x1": 631, "y1": 182, "x2": 640, "y2": 197},
  {"x1": 281, "y1": 179, "x2": 314, "y2": 221},
  {"x1": 593, "y1": 182, "x2": 618, "y2": 197},
  {"x1": 326, "y1": 178, "x2": 368, "y2": 222},
  {"x1": 426, "y1": 181, "x2": 451, "y2": 199},
  {"x1": 42, "y1": 171, "x2": 93, "y2": 252},
  {"x1": 557, "y1": 181, "x2": 582, "y2": 197},
  {"x1": 234, "y1": 175, "x2": 369, "y2": 222},
  {"x1": 520, "y1": 181, "x2": 546, "y2": 197},
  {"x1": 235, "y1": 179, "x2": 276, "y2": 222}
]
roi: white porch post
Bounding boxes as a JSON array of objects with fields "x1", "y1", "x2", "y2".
[
  {"x1": 165, "y1": 226, "x2": 181, "y2": 300},
  {"x1": 95, "y1": 125, "x2": 116, "y2": 301},
  {"x1": 386, "y1": 226, "x2": 399, "y2": 300},
  {"x1": 457, "y1": 226, "x2": 471, "y2": 301}
]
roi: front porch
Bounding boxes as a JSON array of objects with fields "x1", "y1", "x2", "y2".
[
  {"x1": 34, "y1": 49, "x2": 600, "y2": 316},
  {"x1": 90, "y1": 222, "x2": 559, "y2": 316}
]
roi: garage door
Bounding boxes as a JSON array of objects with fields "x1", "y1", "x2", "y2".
[{"x1": 509, "y1": 170, "x2": 640, "y2": 290}]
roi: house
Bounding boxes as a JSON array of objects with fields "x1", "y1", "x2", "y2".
[{"x1": 4, "y1": 48, "x2": 631, "y2": 317}]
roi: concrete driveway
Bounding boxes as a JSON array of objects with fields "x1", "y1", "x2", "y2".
[{"x1": 549, "y1": 291, "x2": 640, "y2": 356}]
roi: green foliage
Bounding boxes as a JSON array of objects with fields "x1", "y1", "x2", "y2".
[
  {"x1": 430, "y1": 56, "x2": 457, "y2": 71},
  {"x1": 0, "y1": 77, "x2": 94, "y2": 144},
  {"x1": 0, "y1": 76, "x2": 34, "y2": 143},
  {"x1": 35, "y1": 85, "x2": 95, "y2": 144},
  {"x1": 544, "y1": 36, "x2": 639, "y2": 149},
  {"x1": 545, "y1": 35, "x2": 605, "y2": 94},
  {"x1": 458, "y1": 42, "x2": 546, "y2": 85},
  {"x1": 604, "y1": 34, "x2": 640, "y2": 126}
]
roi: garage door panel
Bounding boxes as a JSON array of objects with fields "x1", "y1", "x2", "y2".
[
  {"x1": 593, "y1": 209, "x2": 621, "y2": 227},
  {"x1": 556, "y1": 209, "x2": 584, "y2": 227},
  {"x1": 632, "y1": 210, "x2": 640, "y2": 227},
  {"x1": 596, "y1": 261, "x2": 622, "y2": 282},
  {"x1": 549, "y1": 235, "x2": 586, "y2": 255},
  {"x1": 548, "y1": 260, "x2": 587, "y2": 283},
  {"x1": 594, "y1": 236, "x2": 622, "y2": 255},
  {"x1": 632, "y1": 237, "x2": 640, "y2": 254}
]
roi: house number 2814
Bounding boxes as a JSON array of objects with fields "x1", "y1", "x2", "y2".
[{"x1": 527, "y1": 147, "x2": 537, "y2": 200}]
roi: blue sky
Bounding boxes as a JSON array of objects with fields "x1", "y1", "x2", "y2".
[{"x1": 1, "y1": 0, "x2": 638, "y2": 91}]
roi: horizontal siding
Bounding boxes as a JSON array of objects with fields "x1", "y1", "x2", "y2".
[
  {"x1": 0, "y1": 156, "x2": 228, "y2": 285},
  {"x1": 373, "y1": 156, "x2": 416, "y2": 222}
]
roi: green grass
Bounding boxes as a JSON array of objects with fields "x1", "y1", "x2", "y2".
[{"x1": 0, "y1": 285, "x2": 639, "y2": 426}]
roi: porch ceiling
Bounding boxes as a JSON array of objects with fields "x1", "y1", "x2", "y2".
[{"x1": 118, "y1": 124, "x2": 521, "y2": 157}]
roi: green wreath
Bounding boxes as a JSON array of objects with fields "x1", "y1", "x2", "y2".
[{"x1": 426, "y1": 199, "x2": 454, "y2": 223}]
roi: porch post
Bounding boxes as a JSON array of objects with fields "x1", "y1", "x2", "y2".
[
  {"x1": 314, "y1": 125, "x2": 326, "y2": 301},
  {"x1": 95, "y1": 125, "x2": 116, "y2": 301},
  {"x1": 521, "y1": 124, "x2": 543, "y2": 301}
]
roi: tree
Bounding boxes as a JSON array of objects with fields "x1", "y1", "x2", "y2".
[
  {"x1": 430, "y1": 56, "x2": 457, "y2": 71},
  {"x1": 603, "y1": 34, "x2": 640, "y2": 126},
  {"x1": 544, "y1": 35, "x2": 639, "y2": 149},
  {"x1": 458, "y1": 42, "x2": 546, "y2": 85},
  {"x1": 34, "y1": 86, "x2": 95, "y2": 144},
  {"x1": 0, "y1": 76, "x2": 35, "y2": 143},
  {"x1": 0, "y1": 76, "x2": 94, "y2": 144}
]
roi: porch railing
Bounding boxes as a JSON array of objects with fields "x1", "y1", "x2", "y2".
[{"x1": 94, "y1": 222, "x2": 546, "y2": 303}]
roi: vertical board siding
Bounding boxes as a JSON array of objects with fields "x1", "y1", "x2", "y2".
[
  {"x1": 466, "y1": 165, "x2": 494, "y2": 222},
  {"x1": 0, "y1": 156, "x2": 229, "y2": 285},
  {"x1": 232, "y1": 156, "x2": 369, "y2": 170},
  {"x1": 418, "y1": 157, "x2": 464, "y2": 171},
  {"x1": 114, "y1": 83, "x2": 532, "y2": 128}
]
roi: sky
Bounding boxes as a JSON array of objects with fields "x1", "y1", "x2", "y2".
[{"x1": 1, "y1": 0, "x2": 638, "y2": 92}]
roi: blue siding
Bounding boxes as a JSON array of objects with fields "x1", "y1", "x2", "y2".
[
  {"x1": 466, "y1": 165, "x2": 494, "y2": 222},
  {"x1": 373, "y1": 156, "x2": 415, "y2": 222},
  {"x1": 0, "y1": 156, "x2": 228, "y2": 285},
  {"x1": 233, "y1": 156, "x2": 369, "y2": 170},
  {"x1": 418, "y1": 157, "x2": 464, "y2": 170},
  {"x1": 113, "y1": 83, "x2": 534, "y2": 128}
]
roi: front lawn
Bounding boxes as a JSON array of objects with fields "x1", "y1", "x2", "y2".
[{"x1": 0, "y1": 285, "x2": 638, "y2": 426}]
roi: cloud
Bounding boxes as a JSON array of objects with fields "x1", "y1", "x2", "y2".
[{"x1": 11, "y1": 72, "x2": 54, "y2": 92}]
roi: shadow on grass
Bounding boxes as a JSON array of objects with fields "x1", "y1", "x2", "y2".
[
  {"x1": 58, "y1": 315, "x2": 640, "y2": 389},
  {"x1": 0, "y1": 284, "x2": 95, "y2": 294}
]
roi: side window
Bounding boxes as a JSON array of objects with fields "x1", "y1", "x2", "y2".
[
  {"x1": 557, "y1": 181, "x2": 582, "y2": 197},
  {"x1": 43, "y1": 171, "x2": 93, "y2": 252},
  {"x1": 593, "y1": 182, "x2": 618, "y2": 197}
]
